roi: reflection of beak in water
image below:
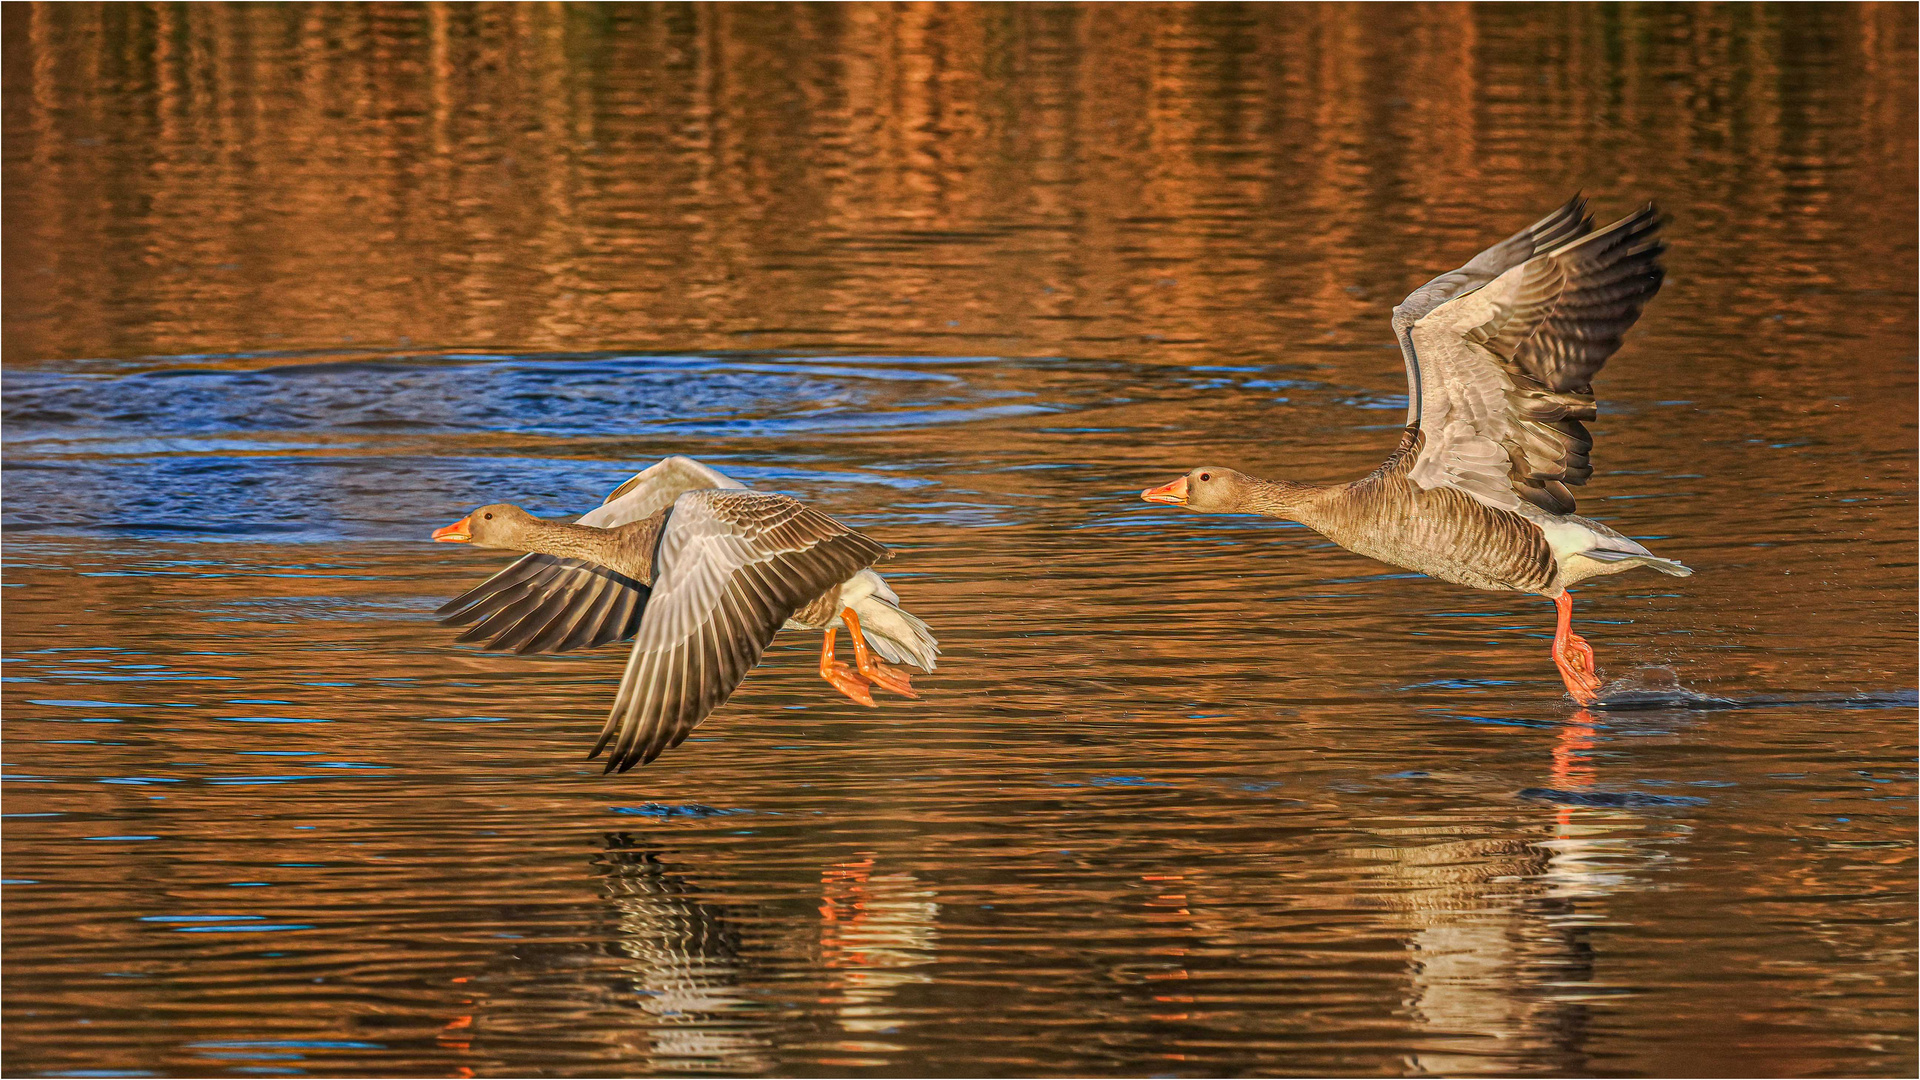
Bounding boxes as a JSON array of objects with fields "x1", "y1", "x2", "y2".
[
  {"x1": 818, "y1": 853, "x2": 939, "y2": 1039},
  {"x1": 1337, "y1": 716, "x2": 1682, "y2": 1075},
  {"x1": 593, "y1": 836, "x2": 769, "y2": 1074}
]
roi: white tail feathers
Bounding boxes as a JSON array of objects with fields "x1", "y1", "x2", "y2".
[
  {"x1": 851, "y1": 593, "x2": 940, "y2": 672},
  {"x1": 1638, "y1": 556, "x2": 1693, "y2": 577},
  {"x1": 1583, "y1": 548, "x2": 1693, "y2": 577}
]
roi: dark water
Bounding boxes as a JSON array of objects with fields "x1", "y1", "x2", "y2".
[{"x1": 4, "y1": 5, "x2": 1916, "y2": 1077}]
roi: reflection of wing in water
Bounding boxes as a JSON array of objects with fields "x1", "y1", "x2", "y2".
[
  {"x1": 591, "y1": 836, "x2": 769, "y2": 1074},
  {"x1": 1339, "y1": 760, "x2": 1683, "y2": 1075}
]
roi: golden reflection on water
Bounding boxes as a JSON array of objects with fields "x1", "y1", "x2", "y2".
[
  {"x1": 2, "y1": 3, "x2": 1916, "y2": 1078},
  {"x1": 4, "y1": 3, "x2": 1915, "y2": 367}
]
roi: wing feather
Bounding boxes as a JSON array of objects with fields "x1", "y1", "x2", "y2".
[
  {"x1": 1391, "y1": 196, "x2": 1593, "y2": 425},
  {"x1": 444, "y1": 556, "x2": 648, "y2": 653},
  {"x1": 438, "y1": 555, "x2": 566, "y2": 624},
  {"x1": 531, "y1": 573, "x2": 624, "y2": 654},
  {"x1": 518, "y1": 572, "x2": 634, "y2": 655},
  {"x1": 489, "y1": 576, "x2": 591, "y2": 654},
  {"x1": 590, "y1": 490, "x2": 888, "y2": 774},
  {"x1": 1406, "y1": 203, "x2": 1665, "y2": 515},
  {"x1": 455, "y1": 583, "x2": 557, "y2": 646},
  {"x1": 582, "y1": 455, "x2": 747, "y2": 528}
]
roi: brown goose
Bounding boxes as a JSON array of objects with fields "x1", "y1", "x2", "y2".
[
  {"x1": 1142, "y1": 197, "x2": 1689, "y2": 704},
  {"x1": 432, "y1": 456, "x2": 938, "y2": 772}
]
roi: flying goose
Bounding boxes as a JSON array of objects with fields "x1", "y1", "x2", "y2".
[
  {"x1": 1142, "y1": 197, "x2": 1688, "y2": 704},
  {"x1": 432, "y1": 456, "x2": 938, "y2": 772}
]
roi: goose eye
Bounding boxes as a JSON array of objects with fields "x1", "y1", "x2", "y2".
[
  {"x1": 484, "y1": 512, "x2": 493, "y2": 520},
  {"x1": 1199, "y1": 472, "x2": 1211, "y2": 482}
]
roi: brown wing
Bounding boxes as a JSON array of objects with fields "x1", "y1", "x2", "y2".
[
  {"x1": 590, "y1": 490, "x2": 889, "y2": 774},
  {"x1": 436, "y1": 555, "x2": 647, "y2": 654},
  {"x1": 1391, "y1": 196, "x2": 1594, "y2": 426},
  {"x1": 1407, "y1": 205, "x2": 1666, "y2": 515}
]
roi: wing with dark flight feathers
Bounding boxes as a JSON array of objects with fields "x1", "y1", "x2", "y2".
[
  {"x1": 1402, "y1": 202, "x2": 1666, "y2": 515},
  {"x1": 590, "y1": 490, "x2": 888, "y2": 774},
  {"x1": 1391, "y1": 196, "x2": 1594, "y2": 427},
  {"x1": 437, "y1": 555, "x2": 648, "y2": 654},
  {"x1": 435, "y1": 456, "x2": 747, "y2": 654}
]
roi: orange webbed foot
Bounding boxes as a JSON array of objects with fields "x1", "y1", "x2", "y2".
[
  {"x1": 819, "y1": 627, "x2": 877, "y2": 707},
  {"x1": 1563, "y1": 633, "x2": 1602, "y2": 697},
  {"x1": 860, "y1": 660, "x2": 918, "y2": 699},
  {"x1": 1555, "y1": 643, "x2": 1602, "y2": 704},
  {"x1": 823, "y1": 663, "x2": 877, "y2": 708},
  {"x1": 1563, "y1": 632, "x2": 1596, "y2": 671},
  {"x1": 1550, "y1": 593, "x2": 1603, "y2": 706},
  {"x1": 838, "y1": 607, "x2": 920, "y2": 701}
]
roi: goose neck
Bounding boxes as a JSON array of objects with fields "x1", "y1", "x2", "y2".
[
  {"x1": 1242, "y1": 477, "x2": 1325, "y2": 522},
  {"x1": 519, "y1": 520, "x2": 622, "y2": 564}
]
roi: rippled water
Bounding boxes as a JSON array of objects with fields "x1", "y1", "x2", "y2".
[{"x1": 4, "y1": 5, "x2": 1916, "y2": 1077}]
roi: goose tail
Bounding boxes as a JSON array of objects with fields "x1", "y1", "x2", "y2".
[
  {"x1": 850, "y1": 592, "x2": 940, "y2": 672},
  {"x1": 1582, "y1": 548, "x2": 1694, "y2": 577}
]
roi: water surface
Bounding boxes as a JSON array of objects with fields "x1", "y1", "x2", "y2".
[{"x1": 4, "y1": 5, "x2": 1916, "y2": 1077}]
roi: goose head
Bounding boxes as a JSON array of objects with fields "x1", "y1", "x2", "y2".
[
  {"x1": 1141, "y1": 467, "x2": 1260, "y2": 514},
  {"x1": 431, "y1": 503, "x2": 539, "y2": 549}
]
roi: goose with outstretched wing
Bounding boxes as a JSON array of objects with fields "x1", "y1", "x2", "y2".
[
  {"x1": 432, "y1": 456, "x2": 938, "y2": 772},
  {"x1": 1142, "y1": 197, "x2": 1688, "y2": 704}
]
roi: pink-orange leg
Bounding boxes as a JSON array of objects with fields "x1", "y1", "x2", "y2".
[
  {"x1": 1551, "y1": 592, "x2": 1603, "y2": 705},
  {"x1": 839, "y1": 608, "x2": 918, "y2": 699},
  {"x1": 819, "y1": 627, "x2": 875, "y2": 707}
]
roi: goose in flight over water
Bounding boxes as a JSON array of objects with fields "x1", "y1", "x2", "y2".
[
  {"x1": 1143, "y1": 197, "x2": 1689, "y2": 704},
  {"x1": 432, "y1": 456, "x2": 938, "y2": 772}
]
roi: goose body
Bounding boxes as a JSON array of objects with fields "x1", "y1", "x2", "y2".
[
  {"x1": 433, "y1": 456, "x2": 938, "y2": 772},
  {"x1": 1144, "y1": 197, "x2": 1689, "y2": 704}
]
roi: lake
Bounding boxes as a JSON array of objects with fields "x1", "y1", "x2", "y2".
[{"x1": 3, "y1": 4, "x2": 1915, "y2": 1077}]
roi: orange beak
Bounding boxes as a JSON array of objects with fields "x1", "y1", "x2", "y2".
[
  {"x1": 431, "y1": 516, "x2": 473, "y2": 543},
  {"x1": 1141, "y1": 475, "x2": 1189, "y2": 506}
]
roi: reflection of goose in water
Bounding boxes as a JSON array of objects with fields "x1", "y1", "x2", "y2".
[
  {"x1": 1339, "y1": 720, "x2": 1685, "y2": 1075},
  {"x1": 590, "y1": 836, "x2": 771, "y2": 1074},
  {"x1": 576, "y1": 840, "x2": 939, "y2": 1069},
  {"x1": 1346, "y1": 831, "x2": 1598, "y2": 1075}
]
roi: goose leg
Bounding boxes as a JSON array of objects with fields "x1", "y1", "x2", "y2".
[
  {"x1": 819, "y1": 627, "x2": 876, "y2": 707},
  {"x1": 1550, "y1": 592, "x2": 1603, "y2": 705},
  {"x1": 839, "y1": 607, "x2": 918, "y2": 698}
]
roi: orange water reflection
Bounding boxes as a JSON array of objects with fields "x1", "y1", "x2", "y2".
[
  {"x1": 3, "y1": 4, "x2": 1915, "y2": 1077},
  {"x1": 5, "y1": 3, "x2": 1914, "y2": 371}
]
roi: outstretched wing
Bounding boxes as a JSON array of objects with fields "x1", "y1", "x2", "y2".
[
  {"x1": 437, "y1": 556, "x2": 648, "y2": 654},
  {"x1": 1404, "y1": 204, "x2": 1666, "y2": 515},
  {"x1": 580, "y1": 455, "x2": 746, "y2": 528},
  {"x1": 1391, "y1": 196, "x2": 1593, "y2": 426},
  {"x1": 436, "y1": 456, "x2": 748, "y2": 654},
  {"x1": 591, "y1": 490, "x2": 888, "y2": 774}
]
